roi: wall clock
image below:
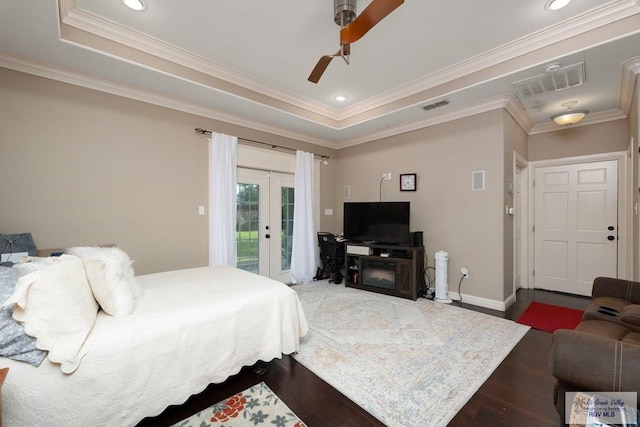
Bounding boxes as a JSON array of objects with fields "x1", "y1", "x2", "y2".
[{"x1": 400, "y1": 173, "x2": 417, "y2": 191}]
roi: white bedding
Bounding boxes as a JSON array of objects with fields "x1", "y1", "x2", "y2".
[{"x1": 1, "y1": 266, "x2": 308, "y2": 427}]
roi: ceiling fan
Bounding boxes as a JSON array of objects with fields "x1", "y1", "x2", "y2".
[{"x1": 308, "y1": 0, "x2": 404, "y2": 84}]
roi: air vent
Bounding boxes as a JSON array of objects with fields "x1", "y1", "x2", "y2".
[
  {"x1": 422, "y1": 100, "x2": 449, "y2": 111},
  {"x1": 512, "y1": 62, "x2": 585, "y2": 99}
]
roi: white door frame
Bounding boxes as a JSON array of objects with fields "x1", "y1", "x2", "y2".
[
  {"x1": 237, "y1": 145, "x2": 321, "y2": 281},
  {"x1": 528, "y1": 151, "x2": 630, "y2": 286},
  {"x1": 514, "y1": 152, "x2": 529, "y2": 294}
]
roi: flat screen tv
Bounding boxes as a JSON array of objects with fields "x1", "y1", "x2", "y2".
[{"x1": 343, "y1": 202, "x2": 410, "y2": 245}]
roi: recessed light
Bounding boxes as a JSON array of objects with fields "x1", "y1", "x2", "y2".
[
  {"x1": 545, "y1": 0, "x2": 572, "y2": 11},
  {"x1": 335, "y1": 94, "x2": 348, "y2": 102},
  {"x1": 121, "y1": 0, "x2": 146, "y2": 11}
]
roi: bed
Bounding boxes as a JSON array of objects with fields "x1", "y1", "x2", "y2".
[{"x1": 0, "y1": 251, "x2": 308, "y2": 427}]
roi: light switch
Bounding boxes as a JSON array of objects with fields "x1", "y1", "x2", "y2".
[
  {"x1": 324, "y1": 208, "x2": 333, "y2": 216},
  {"x1": 198, "y1": 205, "x2": 205, "y2": 215}
]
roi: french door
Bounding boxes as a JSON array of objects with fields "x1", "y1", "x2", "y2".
[
  {"x1": 533, "y1": 160, "x2": 618, "y2": 296},
  {"x1": 236, "y1": 168, "x2": 294, "y2": 283}
]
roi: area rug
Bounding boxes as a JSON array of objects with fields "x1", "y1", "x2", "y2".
[
  {"x1": 171, "y1": 382, "x2": 306, "y2": 427},
  {"x1": 291, "y1": 282, "x2": 529, "y2": 427},
  {"x1": 516, "y1": 301, "x2": 583, "y2": 333}
]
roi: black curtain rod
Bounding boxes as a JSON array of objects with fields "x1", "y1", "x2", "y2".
[{"x1": 194, "y1": 128, "x2": 330, "y2": 160}]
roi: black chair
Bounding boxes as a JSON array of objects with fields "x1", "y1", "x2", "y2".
[{"x1": 315, "y1": 232, "x2": 344, "y2": 284}]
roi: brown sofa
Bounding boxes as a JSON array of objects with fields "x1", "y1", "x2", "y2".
[
  {"x1": 549, "y1": 277, "x2": 640, "y2": 422},
  {"x1": 582, "y1": 277, "x2": 640, "y2": 331}
]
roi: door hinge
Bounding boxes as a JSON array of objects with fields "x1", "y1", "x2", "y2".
[
  {"x1": 532, "y1": 269, "x2": 535, "y2": 277},
  {"x1": 532, "y1": 225, "x2": 535, "y2": 232}
]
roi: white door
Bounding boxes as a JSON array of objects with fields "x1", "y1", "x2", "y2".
[
  {"x1": 236, "y1": 168, "x2": 294, "y2": 283},
  {"x1": 533, "y1": 160, "x2": 618, "y2": 296}
]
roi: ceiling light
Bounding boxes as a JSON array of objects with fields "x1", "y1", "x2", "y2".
[
  {"x1": 551, "y1": 101, "x2": 589, "y2": 125},
  {"x1": 121, "y1": 0, "x2": 146, "y2": 11},
  {"x1": 334, "y1": 94, "x2": 348, "y2": 102},
  {"x1": 545, "y1": 0, "x2": 572, "y2": 11}
]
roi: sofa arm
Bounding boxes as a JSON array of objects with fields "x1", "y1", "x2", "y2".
[
  {"x1": 592, "y1": 277, "x2": 640, "y2": 304},
  {"x1": 550, "y1": 330, "x2": 640, "y2": 392}
]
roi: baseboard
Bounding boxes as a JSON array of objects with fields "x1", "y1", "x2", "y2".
[{"x1": 447, "y1": 291, "x2": 512, "y2": 312}]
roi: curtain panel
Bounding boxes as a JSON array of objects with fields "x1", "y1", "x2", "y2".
[
  {"x1": 209, "y1": 133, "x2": 238, "y2": 267},
  {"x1": 290, "y1": 151, "x2": 317, "y2": 284}
]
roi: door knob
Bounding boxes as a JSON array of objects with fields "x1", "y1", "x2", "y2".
[
  {"x1": 607, "y1": 226, "x2": 615, "y2": 231},
  {"x1": 607, "y1": 235, "x2": 615, "y2": 241},
  {"x1": 265, "y1": 234, "x2": 271, "y2": 239}
]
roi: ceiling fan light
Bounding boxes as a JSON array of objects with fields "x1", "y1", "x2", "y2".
[
  {"x1": 121, "y1": 0, "x2": 146, "y2": 11},
  {"x1": 551, "y1": 110, "x2": 588, "y2": 125},
  {"x1": 545, "y1": 0, "x2": 572, "y2": 11}
]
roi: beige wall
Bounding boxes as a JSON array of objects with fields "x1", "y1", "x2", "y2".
[
  {"x1": 528, "y1": 119, "x2": 629, "y2": 161},
  {"x1": 0, "y1": 68, "x2": 336, "y2": 274},
  {"x1": 336, "y1": 111, "x2": 506, "y2": 302},
  {"x1": 3, "y1": 66, "x2": 636, "y2": 304}
]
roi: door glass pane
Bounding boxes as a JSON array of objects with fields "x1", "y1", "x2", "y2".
[
  {"x1": 281, "y1": 187, "x2": 294, "y2": 270},
  {"x1": 236, "y1": 183, "x2": 260, "y2": 273}
]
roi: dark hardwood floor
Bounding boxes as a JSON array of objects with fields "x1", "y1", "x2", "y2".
[{"x1": 136, "y1": 288, "x2": 590, "y2": 427}]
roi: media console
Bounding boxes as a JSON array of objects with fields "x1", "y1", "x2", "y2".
[{"x1": 344, "y1": 243, "x2": 425, "y2": 300}]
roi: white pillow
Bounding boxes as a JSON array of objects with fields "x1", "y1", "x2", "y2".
[
  {"x1": 5, "y1": 254, "x2": 98, "y2": 373},
  {"x1": 66, "y1": 246, "x2": 141, "y2": 317}
]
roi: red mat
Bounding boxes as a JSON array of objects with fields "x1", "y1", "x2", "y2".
[{"x1": 516, "y1": 301, "x2": 584, "y2": 333}]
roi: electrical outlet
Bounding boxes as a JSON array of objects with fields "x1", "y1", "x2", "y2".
[
  {"x1": 386, "y1": 172, "x2": 392, "y2": 180},
  {"x1": 460, "y1": 267, "x2": 469, "y2": 278}
]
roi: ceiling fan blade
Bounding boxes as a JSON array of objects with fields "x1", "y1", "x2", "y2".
[
  {"x1": 340, "y1": 0, "x2": 404, "y2": 45},
  {"x1": 308, "y1": 55, "x2": 336, "y2": 83},
  {"x1": 308, "y1": 46, "x2": 350, "y2": 83}
]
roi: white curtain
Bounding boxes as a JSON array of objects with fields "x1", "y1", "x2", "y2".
[
  {"x1": 290, "y1": 150, "x2": 317, "y2": 284},
  {"x1": 209, "y1": 132, "x2": 237, "y2": 267}
]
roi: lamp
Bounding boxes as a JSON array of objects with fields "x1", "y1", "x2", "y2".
[{"x1": 551, "y1": 101, "x2": 588, "y2": 126}]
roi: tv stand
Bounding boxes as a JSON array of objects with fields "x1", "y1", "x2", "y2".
[{"x1": 344, "y1": 243, "x2": 424, "y2": 300}]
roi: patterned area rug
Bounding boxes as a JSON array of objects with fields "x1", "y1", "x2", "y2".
[
  {"x1": 172, "y1": 382, "x2": 306, "y2": 427},
  {"x1": 292, "y1": 282, "x2": 530, "y2": 427}
]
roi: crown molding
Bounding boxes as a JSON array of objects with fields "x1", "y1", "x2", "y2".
[
  {"x1": 0, "y1": 50, "x2": 340, "y2": 150},
  {"x1": 59, "y1": 0, "x2": 640, "y2": 126},
  {"x1": 335, "y1": 0, "x2": 640, "y2": 119},
  {"x1": 59, "y1": 2, "x2": 339, "y2": 122},
  {"x1": 618, "y1": 56, "x2": 640, "y2": 114},
  {"x1": 339, "y1": 96, "x2": 522, "y2": 148},
  {"x1": 504, "y1": 97, "x2": 534, "y2": 134},
  {"x1": 8, "y1": 1, "x2": 640, "y2": 150},
  {"x1": 1, "y1": 47, "x2": 630, "y2": 148}
]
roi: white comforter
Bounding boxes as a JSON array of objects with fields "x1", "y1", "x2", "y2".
[{"x1": 1, "y1": 266, "x2": 308, "y2": 427}]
